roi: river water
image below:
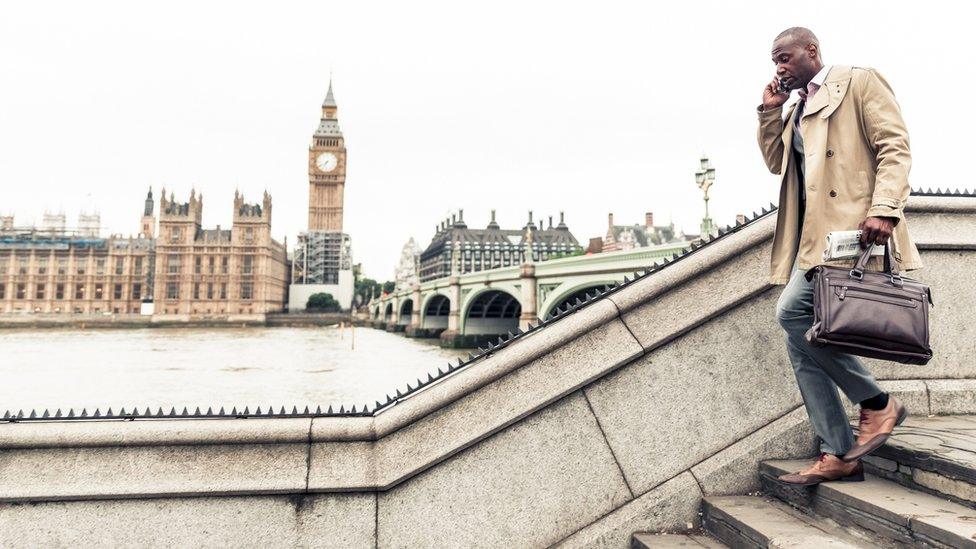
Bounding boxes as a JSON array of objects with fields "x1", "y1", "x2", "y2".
[{"x1": 0, "y1": 326, "x2": 469, "y2": 415}]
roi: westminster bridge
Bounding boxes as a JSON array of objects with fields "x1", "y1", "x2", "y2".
[{"x1": 368, "y1": 240, "x2": 693, "y2": 347}]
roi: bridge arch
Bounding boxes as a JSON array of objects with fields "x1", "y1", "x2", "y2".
[
  {"x1": 383, "y1": 302, "x2": 394, "y2": 323},
  {"x1": 461, "y1": 287, "x2": 522, "y2": 337},
  {"x1": 421, "y1": 292, "x2": 450, "y2": 333},
  {"x1": 540, "y1": 281, "x2": 615, "y2": 321},
  {"x1": 397, "y1": 299, "x2": 413, "y2": 326}
]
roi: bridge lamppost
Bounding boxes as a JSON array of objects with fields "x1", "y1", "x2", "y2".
[{"x1": 695, "y1": 154, "x2": 717, "y2": 237}]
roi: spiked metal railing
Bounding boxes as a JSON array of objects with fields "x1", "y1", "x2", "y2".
[{"x1": 3, "y1": 188, "x2": 970, "y2": 423}]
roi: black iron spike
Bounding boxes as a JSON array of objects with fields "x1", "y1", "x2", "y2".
[
  {"x1": 79, "y1": 408, "x2": 87, "y2": 418},
  {"x1": 303, "y1": 406, "x2": 310, "y2": 414},
  {"x1": 255, "y1": 406, "x2": 263, "y2": 415},
  {"x1": 241, "y1": 406, "x2": 249, "y2": 415},
  {"x1": 457, "y1": 357, "x2": 465, "y2": 366},
  {"x1": 385, "y1": 394, "x2": 393, "y2": 403},
  {"x1": 338, "y1": 404, "x2": 345, "y2": 414},
  {"x1": 375, "y1": 400, "x2": 382, "y2": 410},
  {"x1": 16, "y1": 410, "x2": 24, "y2": 419},
  {"x1": 406, "y1": 382, "x2": 414, "y2": 392},
  {"x1": 55, "y1": 409, "x2": 63, "y2": 418},
  {"x1": 292, "y1": 406, "x2": 299, "y2": 414},
  {"x1": 351, "y1": 404, "x2": 357, "y2": 413},
  {"x1": 315, "y1": 405, "x2": 322, "y2": 414},
  {"x1": 193, "y1": 407, "x2": 201, "y2": 416},
  {"x1": 396, "y1": 387, "x2": 403, "y2": 397},
  {"x1": 218, "y1": 407, "x2": 226, "y2": 416},
  {"x1": 2, "y1": 411, "x2": 8, "y2": 420},
  {"x1": 515, "y1": 327, "x2": 524, "y2": 335},
  {"x1": 119, "y1": 407, "x2": 127, "y2": 416},
  {"x1": 178, "y1": 407, "x2": 187, "y2": 416},
  {"x1": 230, "y1": 406, "x2": 238, "y2": 415},
  {"x1": 105, "y1": 407, "x2": 114, "y2": 417},
  {"x1": 206, "y1": 407, "x2": 213, "y2": 415},
  {"x1": 93, "y1": 408, "x2": 101, "y2": 418},
  {"x1": 327, "y1": 404, "x2": 334, "y2": 414},
  {"x1": 468, "y1": 352, "x2": 476, "y2": 360},
  {"x1": 427, "y1": 372, "x2": 435, "y2": 382},
  {"x1": 278, "y1": 406, "x2": 285, "y2": 414},
  {"x1": 41, "y1": 409, "x2": 49, "y2": 419},
  {"x1": 143, "y1": 407, "x2": 151, "y2": 416}
]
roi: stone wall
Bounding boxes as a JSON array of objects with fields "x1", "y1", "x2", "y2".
[{"x1": 1, "y1": 196, "x2": 973, "y2": 548}]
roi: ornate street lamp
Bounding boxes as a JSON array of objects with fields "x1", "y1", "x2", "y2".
[{"x1": 695, "y1": 154, "x2": 717, "y2": 237}]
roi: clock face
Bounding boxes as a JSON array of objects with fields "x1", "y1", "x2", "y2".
[{"x1": 316, "y1": 152, "x2": 338, "y2": 172}]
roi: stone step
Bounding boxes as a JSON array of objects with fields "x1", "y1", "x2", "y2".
[
  {"x1": 701, "y1": 495, "x2": 878, "y2": 548},
  {"x1": 861, "y1": 415, "x2": 976, "y2": 508},
  {"x1": 630, "y1": 532, "x2": 726, "y2": 548},
  {"x1": 762, "y1": 459, "x2": 976, "y2": 548}
]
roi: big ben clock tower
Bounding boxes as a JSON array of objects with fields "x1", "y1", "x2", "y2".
[
  {"x1": 308, "y1": 80, "x2": 346, "y2": 231},
  {"x1": 289, "y1": 79, "x2": 355, "y2": 313}
]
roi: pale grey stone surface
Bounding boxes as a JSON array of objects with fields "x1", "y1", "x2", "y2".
[
  {"x1": 352, "y1": 317, "x2": 642, "y2": 491},
  {"x1": 0, "y1": 442, "x2": 308, "y2": 500},
  {"x1": 585, "y1": 293, "x2": 802, "y2": 495},
  {"x1": 376, "y1": 391, "x2": 632, "y2": 549},
  {"x1": 553, "y1": 473, "x2": 702, "y2": 549},
  {"x1": 631, "y1": 532, "x2": 725, "y2": 548},
  {"x1": 0, "y1": 493, "x2": 375, "y2": 548},
  {"x1": 763, "y1": 459, "x2": 976, "y2": 548},
  {"x1": 703, "y1": 495, "x2": 872, "y2": 548},
  {"x1": 308, "y1": 440, "x2": 376, "y2": 491},
  {"x1": 616, "y1": 243, "x2": 773, "y2": 352},
  {"x1": 928, "y1": 379, "x2": 976, "y2": 414},
  {"x1": 0, "y1": 417, "x2": 314, "y2": 449},
  {"x1": 691, "y1": 406, "x2": 816, "y2": 496}
]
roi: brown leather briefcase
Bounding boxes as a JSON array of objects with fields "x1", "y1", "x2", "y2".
[{"x1": 804, "y1": 242, "x2": 934, "y2": 365}]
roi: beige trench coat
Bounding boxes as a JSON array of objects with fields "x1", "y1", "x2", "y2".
[{"x1": 757, "y1": 65, "x2": 923, "y2": 284}]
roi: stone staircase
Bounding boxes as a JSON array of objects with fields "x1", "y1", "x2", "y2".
[{"x1": 632, "y1": 415, "x2": 976, "y2": 548}]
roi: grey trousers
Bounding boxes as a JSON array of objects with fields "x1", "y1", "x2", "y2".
[{"x1": 775, "y1": 264, "x2": 884, "y2": 455}]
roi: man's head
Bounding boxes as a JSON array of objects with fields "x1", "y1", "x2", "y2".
[{"x1": 771, "y1": 27, "x2": 824, "y2": 91}]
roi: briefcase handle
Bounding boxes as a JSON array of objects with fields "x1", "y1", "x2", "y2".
[{"x1": 850, "y1": 241, "x2": 902, "y2": 286}]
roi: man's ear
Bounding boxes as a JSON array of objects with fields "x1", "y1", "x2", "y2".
[{"x1": 806, "y1": 44, "x2": 819, "y2": 60}]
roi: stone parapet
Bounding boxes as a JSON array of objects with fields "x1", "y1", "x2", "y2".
[{"x1": 1, "y1": 195, "x2": 974, "y2": 547}]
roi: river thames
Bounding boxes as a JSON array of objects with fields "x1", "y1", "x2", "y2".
[{"x1": 0, "y1": 326, "x2": 469, "y2": 414}]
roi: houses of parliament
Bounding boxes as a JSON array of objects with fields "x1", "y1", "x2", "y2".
[{"x1": 0, "y1": 82, "x2": 351, "y2": 318}]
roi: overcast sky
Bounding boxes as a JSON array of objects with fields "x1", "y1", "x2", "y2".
[{"x1": 2, "y1": 1, "x2": 972, "y2": 280}]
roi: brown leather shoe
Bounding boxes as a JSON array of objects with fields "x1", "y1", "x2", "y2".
[
  {"x1": 842, "y1": 396, "x2": 908, "y2": 462},
  {"x1": 778, "y1": 453, "x2": 865, "y2": 486}
]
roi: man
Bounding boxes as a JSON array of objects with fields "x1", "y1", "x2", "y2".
[{"x1": 756, "y1": 27, "x2": 923, "y2": 485}]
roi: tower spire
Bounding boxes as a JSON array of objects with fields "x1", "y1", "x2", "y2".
[{"x1": 322, "y1": 78, "x2": 337, "y2": 109}]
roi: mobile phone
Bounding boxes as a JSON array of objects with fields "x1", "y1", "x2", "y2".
[{"x1": 777, "y1": 78, "x2": 790, "y2": 94}]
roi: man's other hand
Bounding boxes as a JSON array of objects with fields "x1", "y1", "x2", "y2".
[
  {"x1": 762, "y1": 78, "x2": 790, "y2": 111},
  {"x1": 858, "y1": 216, "x2": 896, "y2": 247}
]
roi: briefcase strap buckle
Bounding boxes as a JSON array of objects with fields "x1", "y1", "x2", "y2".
[{"x1": 849, "y1": 269, "x2": 863, "y2": 280}]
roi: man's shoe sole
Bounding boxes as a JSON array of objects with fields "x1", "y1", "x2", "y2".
[
  {"x1": 841, "y1": 403, "x2": 908, "y2": 462},
  {"x1": 777, "y1": 471, "x2": 865, "y2": 486}
]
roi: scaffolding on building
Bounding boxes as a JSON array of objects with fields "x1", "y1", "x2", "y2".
[{"x1": 291, "y1": 231, "x2": 352, "y2": 285}]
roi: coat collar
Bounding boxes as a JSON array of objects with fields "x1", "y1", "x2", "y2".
[{"x1": 802, "y1": 65, "x2": 852, "y2": 119}]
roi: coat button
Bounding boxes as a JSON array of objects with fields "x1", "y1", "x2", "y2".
[
  {"x1": 829, "y1": 190, "x2": 837, "y2": 197},
  {"x1": 826, "y1": 149, "x2": 834, "y2": 157}
]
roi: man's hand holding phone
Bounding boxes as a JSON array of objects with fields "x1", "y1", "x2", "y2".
[{"x1": 761, "y1": 77, "x2": 790, "y2": 112}]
